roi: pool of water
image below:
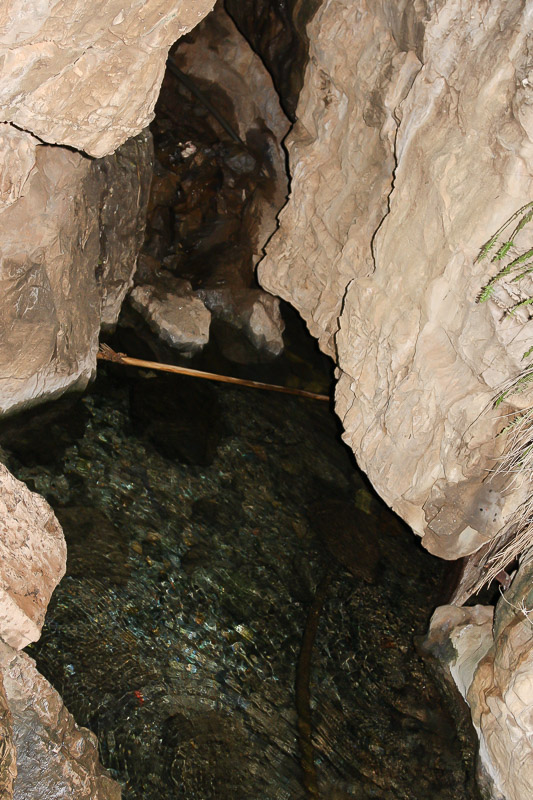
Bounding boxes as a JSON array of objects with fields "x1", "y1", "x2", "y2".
[{"x1": 2, "y1": 341, "x2": 478, "y2": 799}]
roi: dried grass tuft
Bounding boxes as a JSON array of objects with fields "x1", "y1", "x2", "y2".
[{"x1": 472, "y1": 376, "x2": 533, "y2": 593}]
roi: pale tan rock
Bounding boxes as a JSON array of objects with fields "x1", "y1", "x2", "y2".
[
  {"x1": 0, "y1": 0, "x2": 216, "y2": 157},
  {"x1": 259, "y1": 0, "x2": 533, "y2": 558},
  {"x1": 246, "y1": 293, "x2": 284, "y2": 357},
  {"x1": 422, "y1": 598, "x2": 533, "y2": 800},
  {"x1": 0, "y1": 128, "x2": 152, "y2": 415},
  {"x1": 464, "y1": 554, "x2": 533, "y2": 800},
  {"x1": 425, "y1": 604, "x2": 494, "y2": 702},
  {"x1": 0, "y1": 464, "x2": 66, "y2": 649},
  {"x1": 0, "y1": 124, "x2": 37, "y2": 211},
  {"x1": 130, "y1": 281, "x2": 211, "y2": 355},
  {"x1": 0, "y1": 670, "x2": 16, "y2": 798},
  {"x1": 0, "y1": 642, "x2": 120, "y2": 800}
]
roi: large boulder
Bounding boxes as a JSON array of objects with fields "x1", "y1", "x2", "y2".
[
  {"x1": 0, "y1": 128, "x2": 153, "y2": 415},
  {"x1": 259, "y1": 0, "x2": 533, "y2": 561},
  {"x1": 424, "y1": 551, "x2": 533, "y2": 800},
  {"x1": 0, "y1": 642, "x2": 120, "y2": 800},
  {"x1": 0, "y1": 464, "x2": 66, "y2": 650},
  {"x1": 0, "y1": 0, "x2": 215, "y2": 157}
]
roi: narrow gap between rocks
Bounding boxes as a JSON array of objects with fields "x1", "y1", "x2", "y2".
[{"x1": 0, "y1": 3, "x2": 487, "y2": 799}]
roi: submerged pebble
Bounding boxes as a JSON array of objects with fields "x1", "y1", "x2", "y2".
[{"x1": 1, "y1": 365, "x2": 478, "y2": 799}]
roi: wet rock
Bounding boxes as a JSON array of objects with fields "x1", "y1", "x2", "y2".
[
  {"x1": 0, "y1": 642, "x2": 120, "y2": 800},
  {"x1": 129, "y1": 374, "x2": 222, "y2": 465},
  {"x1": 0, "y1": 465, "x2": 66, "y2": 649},
  {"x1": 129, "y1": 280, "x2": 211, "y2": 356}
]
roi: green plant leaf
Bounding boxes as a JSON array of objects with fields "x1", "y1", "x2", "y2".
[{"x1": 508, "y1": 296, "x2": 533, "y2": 316}]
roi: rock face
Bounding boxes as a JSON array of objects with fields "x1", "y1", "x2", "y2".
[
  {"x1": 0, "y1": 0, "x2": 215, "y2": 157},
  {"x1": 259, "y1": 0, "x2": 533, "y2": 561},
  {"x1": 0, "y1": 671, "x2": 16, "y2": 798},
  {"x1": 0, "y1": 642, "x2": 120, "y2": 800},
  {"x1": 0, "y1": 466, "x2": 121, "y2": 798},
  {"x1": 424, "y1": 551, "x2": 533, "y2": 800},
  {"x1": 0, "y1": 464, "x2": 66, "y2": 650},
  {"x1": 0, "y1": 129, "x2": 153, "y2": 416},
  {"x1": 225, "y1": 0, "x2": 322, "y2": 121},
  {"x1": 135, "y1": 1, "x2": 289, "y2": 360}
]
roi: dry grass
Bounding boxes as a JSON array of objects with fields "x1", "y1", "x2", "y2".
[{"x1": 472, "y1": 374, "x2": 533, "y2": 593}]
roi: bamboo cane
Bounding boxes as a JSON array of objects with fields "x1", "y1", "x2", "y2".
[{"x1": 97, "y1": 344, "x2": 330, "y2": 402}]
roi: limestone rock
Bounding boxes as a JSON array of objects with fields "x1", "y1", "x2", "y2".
[
  {"x1": 0, "y1": 464, "x2": 66, "y2": 649},
  {"x1": 0, "y1": 671, "x2": 16, "y2": 798},
  {"x1": 246, "y1": 293, "x2": 284, "y2": 357},
  {"x1": 164, "y1": 2, "x2": 288, "y2": 358},
  {"x1": 425, "y1": 552, "x2": 533, "y2": 800},
  {"x1": 130, "y1": 280, "x2": 211, "y2": 356},
  {"x1": 467, "y1": 553, "x2": 533, "y2": 800},
  {"x1": 0, "y1": 123, "x2": 38, "y2": 211},
  {"x1": 0, "y1": 0, "x2": 216, "y2": 157},
  {"x1": 225, "y1": 0, "x2": 322, "y2": 121},
  {"x1": 197, "y1": 285, "x2": 285, "y2": 359},
  {"x1": 424, "y1": 604, "x2": 494, "y2": 703},
  {"x1": 174, "y1": 1, "x2": 290, "y2": 262},
  {"x1": 259, "y1": 0, "x2": 533, "y2": 558},
  {"x1": 0, "y1": 128, "x2": 152, "y2": 415},
  {"x1": 0, "y1": 642, "x2": 120, "y2": 800},
  {"x1": 97, "y1": 131, "x2": 154, "y2": 330}
]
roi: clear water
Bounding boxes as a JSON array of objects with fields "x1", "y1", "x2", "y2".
[{"x1": 2, "y1": 343, "x2": 478, "y2": 799}]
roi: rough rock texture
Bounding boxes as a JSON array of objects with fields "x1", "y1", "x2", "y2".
[
  {"x1": 0, "y1": 0, "x2": 215, "y2": 157},
  {"x1": 175, "y1": 2, "x2": 290, "y2": 216},
  {"x1": 136, "y1": 2, "x2": 289, "y2": 360},
  {"x1": 130, "y1": 279, "x2": 211, "y2": 355},
  {"x1": 97, "y1": 132, "x2": 154, "y2": 329},
  {"x1": 225, "y1": 0, "x2": 322, "y2": 120},
  {"x1": 0, "y1": 671, "x2": 16, "y2": 798},
  {"x1": 0, "y1": 128, "x2": 152, "y2": 416},
  {"x1": 259, "y1": 0, "x2": 533, "y2": 560},
  {"x1": 424, "y1": 551, "x2": 533, "y2": 800},
  {"x1": 0, "y1": 642, "x2": 120, "y2": 800},
  {"x1": 0, "y1": 464, "x2": 66, "y2": 650}
]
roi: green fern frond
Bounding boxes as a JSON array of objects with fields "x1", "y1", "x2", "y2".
[
  {"x1": 476, "y1": 202, "x2": 533, "y2": 263},
  {"x1": 493, "y1": 240, "x2": 514, "y2": 262},
  {"x1": 477, "y1": 202, "x2": 533, "y2": 312},
  {"x1": 510, "y1": 265, "x2": 533, "y2": 283},
  {"x1": 508, "y1": 248, "x2": 533, "y2": 269},
  {"x1": 508, "y1": 297, "x2": 533, "y2": 316}
]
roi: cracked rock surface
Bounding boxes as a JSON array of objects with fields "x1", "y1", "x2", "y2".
[
  {"x1": 0, "y1": 464, "x2": 66, "y2": 650},
  {"x1": 259, "y1": 0, "x2": 533, "y2": 558},
  {"x1": 0, "y1": 0, "x2": 215, "y2": 157},
  {"x1": 0, "y1": 642, "x2": 120, "y2": 800}
]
